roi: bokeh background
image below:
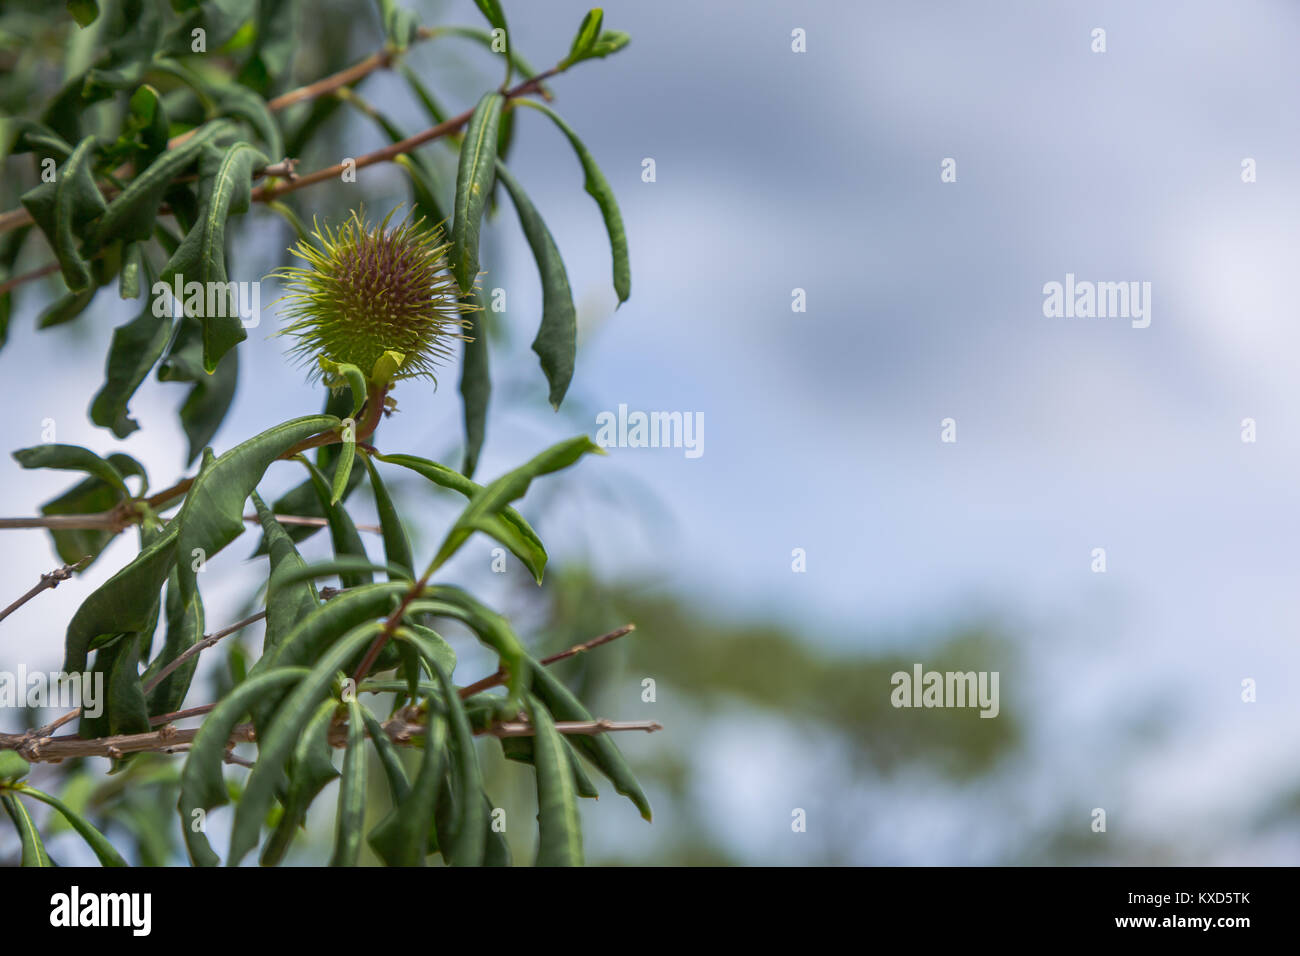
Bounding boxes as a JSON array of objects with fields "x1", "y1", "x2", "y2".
[{"x1": 3, "y1": 0, "x2": 1299, "y2": 864}]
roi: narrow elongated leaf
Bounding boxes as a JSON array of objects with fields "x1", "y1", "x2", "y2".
[
  {"x1": 13, "y1": 444, "x2": 130, "y2": 495},
  {"x1": 517, "y1": 101, "x2": 629, "y2": 304},
  {"x1": 425, "y1": 647, "x2": 486, "y2": 865},
  {"x1": 298, "y1": 457, "x2": 372, "y2": 589},
  {"x1": 12, "y1": 785, "x2": 128, "y2": 866},
  {"x1": 526, "y1": 695, "x2": 583, "y2": 865},
  {"x1": 450, "y1": 93, "x2": 504, "y2": 293},
  {"x1": 563, "y1": 8, "x2": 604, "y2": 67},
  {"x1": 330, "y1": 425, "x2": 356, "y2": 505},
  {"x1": 68, "y1": 0, "x2": 100, "y2": 28},
  {"x1": 459, "y1": 291, "x2": 491, "y2": 478},
  {"x1": 94, "y1": 120, "x2": 234, "y2": 247},
  {"x1": 1, "y1": 795, "x2": 52, "y2": 867},
  {"x1": 499, "y1": 733, "x2": 599, "y2": 799},
  {"x1": 178, "y1": 343, "x2": 238, "y2": 465},
  {"x1": 376, "y1": 451, "x2": 546, "y2": 581},
  {"x1": 427, "y1": 435, "x2": 600, "y2": 581},
  {"x1": 91, "y1": 301, "x2": 173, "y2": 438},
  {"x1": 174, "y1": 414, "x2": 339, "y2": 603},
  {"x1": 260, "y1": 698, "x2": 339, "y2": 866},
  {"x1": 329, "y1": 697, "x2": 367, "y2": 866},
  {"x1": 65, "y1": 524, "x2": 178, "y2": 673},
  {"x1": 361, "y1": 453, "x2": 413, "y2": 578},
  {"x1": 494, "y1": 163, "x2": 578, "y2": 408},
  {"x1": 360, "y1": 706, "x2": 410, "y2": 803},
  {"x1": 404, "y1": 585, "x2": 528, "y2": 708},
  {"x1": 142, "y1": 567, "x2": 204, "y2": 717},
  {"x1": 162, "y1": 140, "x2": 269, "y2": 370},
  {"x1": 367, "y1": 709, "x2": 445, "y2": 866},
  {"x1": 0, "y1": 752, "x2": 29, "y2": 783},
  {"x1": 251, "y1": 581, "x2": 409, "y2": 678},
  {"x1": 229, "y1": 623, "x2": 382, "y2": 865},
  {"x1": 275, "y1": 558, "x2": 409, "y2": 588},
  {"x1": 250, "y1": 491, "x2": 318, "y2": 653},
  {"x1": 530, "y1": 661, "x2": 652, "y2": 821},
  {"x1": 20, "y1": 136, "x2": 105, "y2": 293},
  {"x1": 251, "y1": 390, "x2": 363, "y2": 551},
  {"x1": 178, "y1": 668, "x2": 310, "y2": 866},
  {"x1": 81, "y1": 630, "x2": 152, "y2": 741}
]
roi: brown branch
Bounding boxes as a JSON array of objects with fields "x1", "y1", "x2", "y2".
[
  {"x1": 458, "y1": 624, "x2": 636, "y2": 698},
  {"x1": 1, "y1": 715, "x2": 659, "y2": 764},
  {"x1": 0, "y1": 559, "x2": 88, "y2": 625}
]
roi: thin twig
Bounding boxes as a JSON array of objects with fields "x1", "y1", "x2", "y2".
[
  {"x1": 458, "y1": 624, "x2": 637, "y2": 698},
  {"x1": 140, "y1": 610, "x2": 268, "y2": 696},
  {"x1": 0, "y1": 559, "x2": 87, "y2": 625},
  {"x1": 1, "y1": 715, "x2": 659, "y2": 764}
]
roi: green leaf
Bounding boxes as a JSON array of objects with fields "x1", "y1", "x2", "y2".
[
  {"x1": 178, "y1": 340, "x2": 239, "y2": 465},
  {"x1": 298, "y1": 457, "x2": 372, "y2": 589},
  {"x1": 329, "y1": 696, "x2": 367, "y2": 866},
  {"x1": 20, "y1": 136, "x2": 105, "y2": 293},
  {"x1": 174, "y1": 413, "x2": 339, "y2": 604},
  {"x1": 162, "y1": 140, "x2": 268, "y2": 371},
  {"x1": 250, "y1": 392, "x2": 363, "y2": 550},
  {"x1": 499, "y1": 732, "x2": 599, "y2": 799},
  {"x1": 94, "y1": 120, "x2": 235, "y2": 247},
  {"x1": 526, "y1": 694, "x2": 584, "y2": 865},
  {"x1": 178, "y1": 667, "x2": 310, "y2": 866},
  {"x1": 80, "y1": 630, "x2": 151, "y2": 742},
  {"x1": 375, "y1": 452, "x2": 546, "y2": 582},
  {"x1": 12, "y1": 785, "x2": 128, "y2": 866},
  {"x1": 209, "y1": 81, "x2": 283, "y2": 159},
  {"x1": 318, "y1": 358, "x2": 367, "y2": 417},
  {"x1": 516, "y1": 101, "x2": 630, "y2": 305},
  {"x1": 65, "y1": 523, "x2": 177, "y2": 673},
  {"x1": 530, "y1": 661, "x2": 652, "y2": 821},
  {"x1": 91, "y1": 298, "x2": 174, "y2": 438},
  {"x1": 459, "y1": 291, "x2": 491, "y2": 477},
  {"x1": 0, "y1": 752, "x2": 31, "y2": 783},
  {"x1": 127, "y1": 84, "x2": 169, "y2": 172},
  {"x1": 274, "y1": 558, "x2": 410, "y2": 588},
  {"x1": 585, "y1": 30, "x2": 631, "y2": 61},
  {"x1": 330, "y1": 424, "x2": 356, "y2": 506},
  {"x1": 425, "y1": 435, "x2": 601, "y2": 582},
  {"x1": 563, "y1": 8, "x2": 604, "y2": 67},
  {"x1": 142, "y1": 567, "x2": 204, "y2": 717},
  {"x1": 250, "y1": 491, "x2": 319, "y2": 654},
  {"x1": 367, "y1": 709, "x2": 445, "y2": 867},
  {"x1": 13, "y1": 443, "x2": 130, "y2": 495},
  {"x1": 419, "y1": 639, "x2": 486, "y2": 866},
  {"x1": 360, "y1": 706, "x2": 410, "y2": 803},
  {"x1": 376, "y1": 0, "x2": 418, "y2": 50},
  {"x1": 229, "y1": 623, "x2": 382, "y2": 865},
  {"x1": 260, "y1": 697, "x2": 339, "y2": 866},
  {"x1": 493, "y1": 162, "x2": 578, "y2": 408},
  {"x1": 360, "y1": 453, "x2": 414, "y2": 578},
  {"x1": 404, "y1": 586, "x2": 527, "y2": 710},
  {"x1": 250, "y1": 581, "x2": 409, "y2": 684},
  {"x1": 1, "y1": 795, "x2": 52, "y2": 866},
  {"x1": 450, "y1": 93, "x2": 504, "y2": 293},
  {"x1": 36, "y1": 288, "x2": 97, "y2": 330},
  {"x1": 38, "y1": 453, "x2": 146, "y2": 568},
  {"x1": 68, "y1": 1, "x2": 100, "y2": 28}
]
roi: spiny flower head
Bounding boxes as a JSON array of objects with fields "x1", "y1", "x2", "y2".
[{"x1": 274, "y1": 207, "x2": 476, "y2": 388}]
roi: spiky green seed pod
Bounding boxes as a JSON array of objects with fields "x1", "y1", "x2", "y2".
[{"x1": 273, "y1": 207, "x2": 476, "y2": 388}]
